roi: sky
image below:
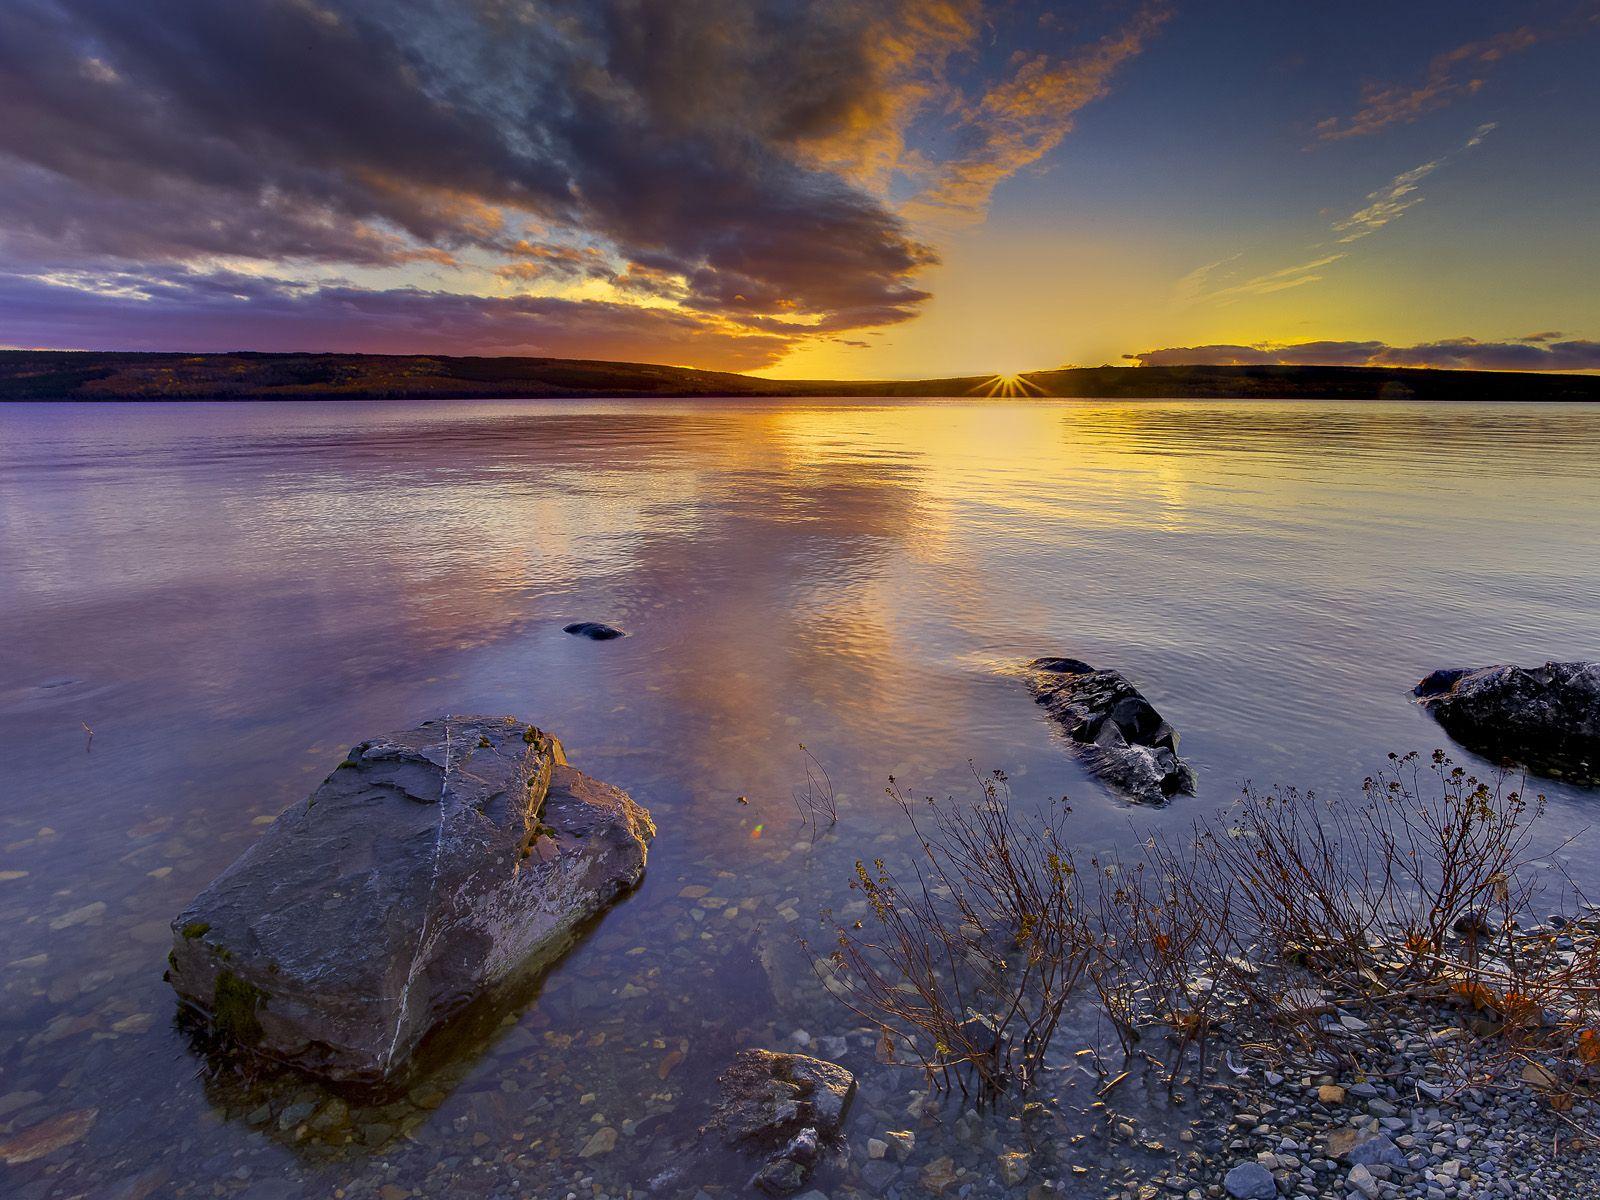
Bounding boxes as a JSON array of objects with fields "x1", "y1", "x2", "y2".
[{"x1": 1, "y1": 0, "x2": 1598, "y2": 377}]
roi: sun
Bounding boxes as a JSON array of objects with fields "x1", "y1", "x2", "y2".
[{"x1": 971, "y1": 371, "x2": 1047, "y2": 398}]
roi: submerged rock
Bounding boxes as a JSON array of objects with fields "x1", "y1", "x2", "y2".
[
  {"x1": 563, "y1": 621, "x2": 626, "y2": 640},
  {"x1": 1414, "y1": 661, "x2": 1599, "y2": 784},
  {"x1": 709, "y1": 1050, "x2": 856, "y2": 1195},
  {"x1": 1023, "y1": 657, "x2": 1196, "y2": 803},
  {"x1": 650, "y1": 1050, "x2": 855, "y2": 1195},
  {"x1": 167, "y1": 716, "x2": 653, "y2": 1083}
]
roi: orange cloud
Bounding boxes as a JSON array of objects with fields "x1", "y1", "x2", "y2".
[
  {"x1": 494, "y1": 241, "x2": 612, "y2": 284},
  {"x1": 907, "y1": 2, "x2": 1172, "y2": 222},
  {"x1": 790, "y1": 1, "x2": 984, "y2": 190}
]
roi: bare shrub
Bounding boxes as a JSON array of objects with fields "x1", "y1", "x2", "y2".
[
  {"x1": 792, "y1": 743, "x2": 838, "y2": 843},
  {"x1": 820, "y1": 769, "x2": 1091, "y2": 1098},
  {"x1": 822, "y1": 748, "x2": 1600, "y2": 1111},
  {"x1": 1089, "y1": 836, "x2": 1235, "y2": 1087},
  {"x1": 1366, "y1": 751, "x2": 1546, "y2": 967}
]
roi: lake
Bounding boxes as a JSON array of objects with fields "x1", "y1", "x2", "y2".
[{"x1": 2, "y1": 397, "x2": 1598, "y2": 1198}]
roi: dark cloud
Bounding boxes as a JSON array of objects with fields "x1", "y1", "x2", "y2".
[
  {"x1": 0, "y1": 0, "x2": 548, "y2": 257},
  {"x1": 0, "y1": 0, "x2": 1171, "y2": 365},
  {"x1": 0, "y1": 270, "x2": 791, "y2": 370},
  {"x1": 0, "y1": 0, "x2": 952, "y2": 344},
  {"x1": 1129, "y1": 338, "x2": 1600, "y2": 372}
]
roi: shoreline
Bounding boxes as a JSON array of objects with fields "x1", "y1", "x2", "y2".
[{"x1": 4, "y1": 351, "x2": 1600, "y2": 403}]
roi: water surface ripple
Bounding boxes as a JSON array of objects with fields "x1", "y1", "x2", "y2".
[{"x1": 1, "y1": 398, "x2": 1598, "y2": 1197}]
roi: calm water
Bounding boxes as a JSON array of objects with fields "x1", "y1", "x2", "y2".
[{"x1": 1, "y1": 398, "x2": 1598, "y2": 1198}]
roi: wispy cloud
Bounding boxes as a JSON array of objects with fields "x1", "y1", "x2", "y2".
[
  {"x1": 1129, "y1": 334, "x2": 1600, "y2": 372},
  {"x1": 1172, "y1": 254, "x2": 1240, "y2": 305},
  {"x1": 1313, "y1": 8, "x2": 1600, "y2": 142},
  {"x1": 1198, "y1": 253, "x2": 1347, "y2": 304},
  {"x1": 1179, "y1": 124, "x2": 1492, "y2": 305},
  {"x1": 1331, "y1": 123, "x2": 1495, "y2": 243}
]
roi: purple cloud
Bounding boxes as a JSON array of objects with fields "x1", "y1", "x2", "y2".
[
  {"x1": 0, "y1": 270, "x2": 792, "y2": 370},
  {"x1": 1129, "y1": 337, "x2": 1600, "y2": 372}
]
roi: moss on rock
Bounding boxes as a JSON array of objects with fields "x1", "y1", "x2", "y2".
[{"x1": 212, "y1": 970, "x2": 267, "y2": 1046}]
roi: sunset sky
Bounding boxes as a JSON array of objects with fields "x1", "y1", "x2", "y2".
[{"x1": 2, "y1": 0, "x2": 1598, "y2": 377}]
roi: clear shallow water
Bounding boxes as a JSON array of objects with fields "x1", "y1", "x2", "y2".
[{"x1": 1, "y1": 397, "x2": 1598, "y2": 1198}]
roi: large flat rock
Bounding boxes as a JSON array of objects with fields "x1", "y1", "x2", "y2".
[
  {"x1": 167, "y1": 716, "x2": 653, "y2": 1083},
  {"x1": 1024, "y1": 657, "x2": 1196, "y2": 803},
  {"x1": 1415, "y1": 661, "x2": 1600, "y2": 784}
]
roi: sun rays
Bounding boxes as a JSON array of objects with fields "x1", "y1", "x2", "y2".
[{"x1": 972, "y1": 373, "x2": 1048, "y2": 398}]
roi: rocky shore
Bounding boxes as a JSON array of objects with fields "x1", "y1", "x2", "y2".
[
  {"x1": 1116, "y1": 961, "x2": 1600, "y2": 1200},
  {"x1": 1082, "y1": 890, "x2": 1600, "y2": 1200}
]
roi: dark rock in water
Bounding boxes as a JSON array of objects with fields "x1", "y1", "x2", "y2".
[
  {"x1": 1414, "y1": 661, "x2": 1599, "y2": 784},
  {"x1": 709, "y1": 1050, "x2": 856, "y2": 1195},
  {"x1": 1023, "y1": 658, "x2": 1196, "y2": 803},
  {"x1": 563, "y1": 621, "x2": 625, "y2": 640},
  {"x1": 650, "y1": 1050, "x2": 855, "y2": 1195},
  {"x1": 167, "y1": 716, "x2": 653, "y2": 1083},
  {"x1": 1223, "y1": 1161, "x2": 1276, "y2": 1200}
]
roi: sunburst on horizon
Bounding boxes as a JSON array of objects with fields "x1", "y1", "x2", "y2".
[{"x1": 972, "y1": 372, "x2": 1048, "y2": 398}]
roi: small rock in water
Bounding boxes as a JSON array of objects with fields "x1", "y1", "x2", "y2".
[
  {"x1": 997, "y1": 1148, "x2": 1030, "y2": 1186},
  {"x1": 701, "y1": 1049, "x2": 855, "y2": 1194},
  {"x1": 564, "y1": 621, "x2": 626, "y2": 640},
  {"x1": 1413, "y1": 660, "x2": 1600, "y2": 783},
  {"x1": 0, "y1": 1108, "x2": 98, "y2": 1165},
  {"x1": 48, "y1": 901, "x2": 106, "y2": 931},
  {"x1": 1222, "y1": 1160, "x2": 1276, "y2": 1200},
  {"x1": 1339, "y1": 1133, "x2": 1408, "y2": 1170},
  {"x1": 920, "y1": 1157, "x2": 959, "y2": 1195},
  {"x1": 883, "y1": 1129, "x2": 915, "y2": 1158}
]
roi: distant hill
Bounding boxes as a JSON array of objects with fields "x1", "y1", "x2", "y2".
[{"x1": 2, "y1": 350, "x2": 1597, "y2": 402}]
